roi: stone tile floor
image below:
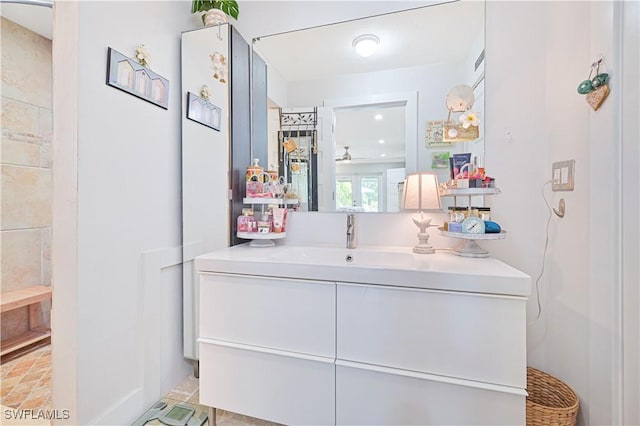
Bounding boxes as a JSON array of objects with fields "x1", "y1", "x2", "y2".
[
  {"x1": 1, "y1": 345, "x2": 52, "y2": 412},
  {"x1": 1, "y1": 345, "x2": 280, "y2": 426}
]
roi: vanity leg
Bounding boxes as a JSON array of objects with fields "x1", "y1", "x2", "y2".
[{"x1": 208, "y1": 407, "x2": 216, "y2": 426}]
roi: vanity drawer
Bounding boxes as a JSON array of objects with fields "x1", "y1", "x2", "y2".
[
  {"x1": 337, "y1": 283, "x2": 526, "y2": 387},
  {"x1": 199, "y1": 273, "x2": 335, "y2": 357},
  {"x1": 199, "y1": 339, "x2": 335, "y2": 426},
  {"x1": 336, "y1": 361, "x2": 525, "y2": 425}
]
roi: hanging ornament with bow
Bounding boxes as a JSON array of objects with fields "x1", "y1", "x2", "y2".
[{"x1": 577, "y1": 58, "x2": 610, "y2": 111}]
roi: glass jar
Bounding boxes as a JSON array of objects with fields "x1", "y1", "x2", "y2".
[
  {"x1": 478, "y1": 207, "x2": 492, "y2": 221},
  {"x1": 448, "y1": 207, "x2": 467, "y2": 223}
]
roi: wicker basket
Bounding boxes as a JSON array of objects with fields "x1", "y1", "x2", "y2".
[{"x1": 526, "y1": 367, "x2": 579, "y2": 426}]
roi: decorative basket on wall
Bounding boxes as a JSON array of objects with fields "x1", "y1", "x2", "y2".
[{"x1": 526, "y1": 367, "x2": 579, "y2": 426}]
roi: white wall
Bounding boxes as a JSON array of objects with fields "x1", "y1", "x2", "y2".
[
  {"x1": 621, "y1": 3, "x2": 640, "y2": 424},
  {"x1": 485, "y1": 2, "x2": 627, "y2": 425},
  {"x1": 337, "y1": 161, "x2": 404, "y2": 175},
  {"x1": 264, "y1": 60, "x2": 287, "y2": 108},
  {"x1": 53, "y1": 1, "x2": 193, "y2": 424},
  {"x1": 285, "y1": 211, "x2": 450, "y2": 249},
  {"x1": 485, "y1": 0, "x2": 590, "y2": 418}
]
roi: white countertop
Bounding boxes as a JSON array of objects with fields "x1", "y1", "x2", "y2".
[{"x1": 195, "y1": 243, "x2": 531, "y2": 297}]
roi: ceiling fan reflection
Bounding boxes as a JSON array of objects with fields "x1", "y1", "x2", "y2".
[
  {"x1": 336, "y1": 146, "x2": 369, "y2": 163},
  {"x1": 336, "y1": 146, "x2": 352, "y2": 162}
]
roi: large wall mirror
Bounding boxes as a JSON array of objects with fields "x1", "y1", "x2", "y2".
[{"x1": 252, "y1": 0, "x2": 485, "y2": 213}]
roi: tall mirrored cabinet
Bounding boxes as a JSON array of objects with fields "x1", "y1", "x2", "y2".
[{"x1": 181, "y1": 23, "x2": 261, "y2": 365}]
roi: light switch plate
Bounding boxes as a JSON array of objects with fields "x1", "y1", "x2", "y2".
[{"x1": 552, "y1": 160, "x2": 575, "y2": 191}]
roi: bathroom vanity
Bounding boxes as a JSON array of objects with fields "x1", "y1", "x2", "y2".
[{"x1": 195, "y1": 245, "x2": 530, "y2": 425}]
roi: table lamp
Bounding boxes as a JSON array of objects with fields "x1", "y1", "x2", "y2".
[{"x1": 402, "y1": 172, "x2": 442, "y2": 254}]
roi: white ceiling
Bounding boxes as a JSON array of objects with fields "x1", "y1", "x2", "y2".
[
  {"x1": 0, "y1": 2, "x2": 52, "y2": 40},
  {"x1": 253, "y1": 0, "x2": 484, "y2": 82},
  {"x1": 335, "y1": 105, "x2": 405, "y2": 164}
]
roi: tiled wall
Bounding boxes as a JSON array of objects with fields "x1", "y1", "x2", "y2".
[{"x1": 1, "y1": 17, "x2": 52, "y2": 338}]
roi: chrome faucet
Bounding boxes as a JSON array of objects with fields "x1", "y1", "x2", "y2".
[{"x1": 346, "y1": 213, "x2": 356, "y2": 249}]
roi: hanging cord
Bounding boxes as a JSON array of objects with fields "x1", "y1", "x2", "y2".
[{"x1": 528, "y1": 180, "x2": 554, "y2": 326}]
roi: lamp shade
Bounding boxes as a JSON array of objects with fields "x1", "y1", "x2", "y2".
[{"x1": 402, "y1": 172, "x2": 441, "y2": 211}]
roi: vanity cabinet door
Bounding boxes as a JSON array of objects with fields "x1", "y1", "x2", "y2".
[
  {"x1": 200, "y1": 273, "x2": 335, "y2": 357},
  {"x1": 337, "y1": 283, "x2": 526, "y2": 388},
  {"x1": 200, "y1": 340, "x2": 335, "y2": 425},
  {"x1": 336, "y1": 362, "x2": 525, "y2": 426}
]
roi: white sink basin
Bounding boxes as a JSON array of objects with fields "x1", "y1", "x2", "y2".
[
  {"x1": 195, "y1": 244, "x2": 531, "y2": 296},
  {"x1": 268, "y1": 246, "x2": 422, "y2": 269}
]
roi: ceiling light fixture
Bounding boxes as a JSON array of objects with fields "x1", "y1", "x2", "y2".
[
  {"x1": 374, "y1": 114, "x2": 383, "y2": 121},
  {"x1": 352, "y1": 34, "x2": 380, "y2": 58},
  {"x1": 378, "y1": 139, "x2": 385, "y2": 144}
]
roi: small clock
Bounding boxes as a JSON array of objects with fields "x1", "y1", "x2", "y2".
[{"x1": 462, "y1": 216, "x2": 485, "y2": 234}]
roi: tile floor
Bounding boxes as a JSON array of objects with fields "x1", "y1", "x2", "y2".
[
  {"x1": 1, "y1": 345, "x2": 52, "y2": 411},
  {"x1": 1, "y1": 345, "x2": 280, "y2": 426},
  {"x1": 146, "y1": 373, "x2": 280, "y2": 426}
]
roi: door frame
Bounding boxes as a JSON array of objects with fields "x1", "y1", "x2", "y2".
[{"x1": 324, "y1": 91, "x2": 418, "y2": 175}]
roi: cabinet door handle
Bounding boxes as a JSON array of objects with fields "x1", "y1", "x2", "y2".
[
  {"x1": 199, "y1": 337, "x2": 336, "y2": 364},
  {"x1": 335, "y1": 360, "x2": 526, "y2": 396}
]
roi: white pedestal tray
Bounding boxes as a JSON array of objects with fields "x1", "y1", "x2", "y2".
[
  {"x1": 439, "y1": 228, "x2": 507, "y2": 258},
  {"x1": 237, "y1": 232, "x2": 286, "y2": 247},
  {"x1": 237, "y1": 197, "x2": 297, "y2": 247},
  {"x1": 438, "y1": 187, "x2": 505, "y2": 258}
]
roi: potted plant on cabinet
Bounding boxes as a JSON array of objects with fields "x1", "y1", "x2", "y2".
[{"x1": 192, "y1": 0, "x2": 239, "y2": 26}]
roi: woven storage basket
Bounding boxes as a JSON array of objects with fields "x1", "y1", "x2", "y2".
[{"x1": 526, "y1": 367, "x2": 579, "y2": 426}]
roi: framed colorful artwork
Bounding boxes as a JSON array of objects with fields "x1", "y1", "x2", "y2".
[
  {"x1": 425, "y1": 120, "x2": 453, "y2": 147},
  {"x1": 106, "y1": 47, "x2": 169, "y2": 109},
  {"x1": 431, "y1": 151, "x2": 451, "y2": 169},
  {"x1": 186, "y1": 92, "x2": 222, "y2": 131}
]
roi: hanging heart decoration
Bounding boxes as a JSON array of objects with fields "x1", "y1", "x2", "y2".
[
  {"x1": 577, "y1": 58, "x2": 610, "y2": 111},
  {"x1": 586, "y1": 84, "x2": 610, "y2": 111}
]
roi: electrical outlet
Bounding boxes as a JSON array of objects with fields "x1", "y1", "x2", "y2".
[{"x1": 552, "y1": 160, "x2": 575, "y2": 191}]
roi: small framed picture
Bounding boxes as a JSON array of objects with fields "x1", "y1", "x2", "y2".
[
  {"x1": 431, "y1": 151, "x2": 451, "y2": 169},
  {"x1": 106, "y1": 47, "x2": 169, "y2": 109},
  {"x1": 186, "y1": 92, "x2": 222, "y2": 131},
  {"x1": 425, "y1": 120, "x2": 453, "y2": 147}
]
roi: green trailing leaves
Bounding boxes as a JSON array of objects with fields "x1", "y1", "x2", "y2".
[{"x1": 191, "y1": 0, "x2": 239, "y2": 20}]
